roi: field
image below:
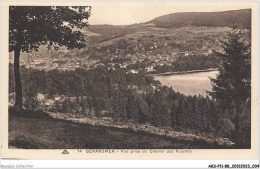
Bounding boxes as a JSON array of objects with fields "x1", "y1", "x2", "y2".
[{"x1": 8, "y1": 109, "x2": 230, "y2": 149}]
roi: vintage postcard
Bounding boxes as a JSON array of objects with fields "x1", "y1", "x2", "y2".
[{"x1": 1, "y1": 1, "x2": 259, "y2": 160}]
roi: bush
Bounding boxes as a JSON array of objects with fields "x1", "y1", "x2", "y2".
[{"x1": 218, "y1": 118, "x2": 235, "y2": 137}]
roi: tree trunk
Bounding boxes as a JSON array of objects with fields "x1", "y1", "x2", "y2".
[
  {"x1": 235, "y1": 100, "x2": 241, "y2": 145},
  {"x1": 14, "y1": 48, "x2": 22, "y2": 112}
]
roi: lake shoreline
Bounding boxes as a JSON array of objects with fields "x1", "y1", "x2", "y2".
[
  {"x1": 152, "y1": 69, "x2": 218, "y2": 96},
  {"x1": 151, "y1": 68, "x2": 218, "y2": 76}
]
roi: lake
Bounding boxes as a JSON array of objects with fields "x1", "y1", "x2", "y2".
[{"x1": 153, "y1": 71, "x2": 218, "y2": 96}]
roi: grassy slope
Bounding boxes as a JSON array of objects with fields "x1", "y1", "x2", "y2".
[{"x1": 8, "y1": 109, "x2": 228, "y2": 149}]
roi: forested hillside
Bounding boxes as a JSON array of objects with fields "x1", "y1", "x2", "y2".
[
  {"x1": 9, "y1": 65, "x2": 251, "y2": 147},
  {"x1": 148, "y1": 9, "x2": 251, "y2": 29}
]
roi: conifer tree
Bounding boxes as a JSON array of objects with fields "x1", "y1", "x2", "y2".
[
  {"x1": 209, "y1": 27, "x2": 251, "y2": 144},
  {"x1": 126, "y1": 92, "x2": 139, "y2": 123},
  {"x1": 176, "y1": 96, "x2": 185, "y2": 127}
]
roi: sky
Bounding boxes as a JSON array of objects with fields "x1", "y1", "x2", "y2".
[{"x1": 87, "y1": 2, "x2": 251, "y2": 25}]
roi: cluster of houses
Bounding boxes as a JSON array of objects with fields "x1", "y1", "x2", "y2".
[
  {"x1": 12, "y1": 40, "x2": 214, "y2": 73},
  {"x1": 36, "y1": 93, "x2": 84, "y2": 108},
  {"x1": 9, "y1": 92, "x2": 98, "y2": 116},
  {"x1": 8, "y1": 92, "x2": 81, "y2": 110},
  {"x1": 19, "y1": 55, "x2": 98, "y2": 71}
]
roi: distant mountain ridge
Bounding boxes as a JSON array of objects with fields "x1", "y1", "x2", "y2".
[
  {"x1": 15, "y1": 9, "x2": 251, "y2": 64},
  {"x1": 85, "y1": 9, "x2": 251, "y2": 45},
  {"x1": 148, "y1": 9, "x2": 251, "y2": 29}
]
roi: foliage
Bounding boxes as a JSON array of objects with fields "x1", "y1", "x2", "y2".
[
  {"x1": 10, "y1": 66, "x2": 223, "y2": 137},
  {"x1": 149, "y1": 9, "x2": 251, "y2": 29},
  {"x1": 9, "y1": 6, "x2": 91, "y2": 111},
  {"x1": 153, "y1": 54, "x2": 219, "y2": 73},
  {"x1": 9, "y1": 63, "x2": 252, "y2": 147},
  {"x1": 208, "y1": 27, "x2": 251, "y2": 146},
  {"x1": 23, "y1": 81, "x2": 39, "y2": 110},
  {"x1": 209, "y1": 27, "x2": 251, "y2": 107},
  {"x1": 9, "y1": 6, "x2": 91, "y2": 53}
]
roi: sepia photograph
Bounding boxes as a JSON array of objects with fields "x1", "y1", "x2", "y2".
[{"x1": 1, "y1": 1, "x2": 259, "y2": 161}]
